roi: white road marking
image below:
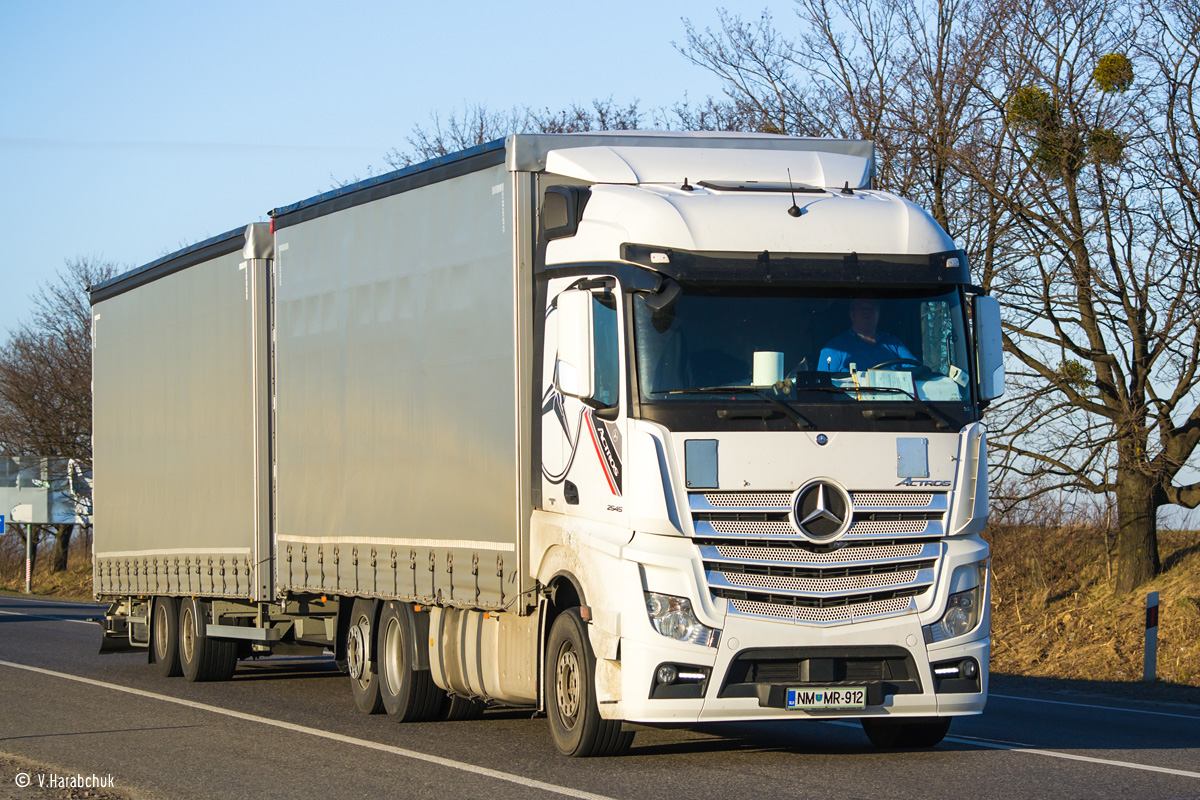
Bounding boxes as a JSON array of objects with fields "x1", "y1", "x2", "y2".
[
  {"x1": 0, "y1": 660, "x2": 618, "y2": 800},
  {"x1": 944, "y1": 735, "x2": 1200, "y2": 778},
  {"x1": 990, "y1": 693, "x2": 1200, "y2": 722},
  {"x1": 823, "y1": 720, "x2": 1200, "y2": 778},
  {"x1": 0, "y1": 610, "x2": 96, "y2": 625},
  {"x1": 0, "y1": 596, "x2": 100, "y2": 607}
]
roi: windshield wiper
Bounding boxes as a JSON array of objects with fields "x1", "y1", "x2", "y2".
[
  {"x1": 660, "y1": 385, "x2": 816, "y2": 430},
  {"x1": 832, "y1": 385, "x2": 954, "y2": 430}
]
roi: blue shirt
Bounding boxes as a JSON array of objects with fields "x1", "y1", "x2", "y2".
[{"x1": 818, "y1": 329, "x2": 916, "y2": 373}]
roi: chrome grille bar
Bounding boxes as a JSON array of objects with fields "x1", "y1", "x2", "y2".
[
  {"x1": 697, "y1": 541, "x2": 940, "y2": 569},
  {"x1": 706, "y1": 567, "x2": 935, "y2": 600}
]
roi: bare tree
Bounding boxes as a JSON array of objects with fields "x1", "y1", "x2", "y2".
[
  {"x1": 385, "y1": 98, "x2": 644, "y2": 169},
  {"x1": 677, "y1": 0, "x2": 1200, "y2": 591},
  {"x1": 958, "y1": 0, "x2": 1200, "y2": 591},
  {"x1": 0, "y1": 257, "x2": 118, "y2": 571}
]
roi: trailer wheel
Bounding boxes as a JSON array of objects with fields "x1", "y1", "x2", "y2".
[
  {"x1": 178, "y1": 598, "x2": 237, "y2": 682},
  {"x1": 377, "y1": 601, "x2": 441, "y2": 721},
  {"x1": 347, "y1": 598, "x2": 383, "y2": 714},
  {"x1": 151, "y1": 597, "x2": 181, "y2": 677},
  {"x1": 545, "y1": 609, "x2": 633, "y2": 757},
  {"x1": 861, "y1": 716, "x2": 952, "y2": 749}
]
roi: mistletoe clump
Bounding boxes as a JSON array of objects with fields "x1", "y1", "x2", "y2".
[
  {"x1": 1093, "y1": 53, "x2": 1134, "y2": 93},
  {"x1": 1008, "y1": 85, "x2": 1057, "y2": 131},
  {"x1": 1088, "y1": 128, "x2": 1126, "y2": 165}
]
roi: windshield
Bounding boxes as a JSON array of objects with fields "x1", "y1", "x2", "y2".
[{"x1": 633, "y1": 285, "x2": 974, "y2": 428}]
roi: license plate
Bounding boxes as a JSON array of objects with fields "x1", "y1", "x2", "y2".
[{"x1": 786, "y1": 686, "x2": 867, "y2": 710}]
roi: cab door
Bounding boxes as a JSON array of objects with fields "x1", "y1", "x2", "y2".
[{"x1": 539, "y1": 275, "x2": 629, "y2": 528}]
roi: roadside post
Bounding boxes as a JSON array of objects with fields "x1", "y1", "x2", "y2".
[
  {"x1": 1144, "y1": 591, "x2": 1159, "y2": 682},
  {"x1": 10, "y1": 504, "x2": 34, "y2": 593},
  {"x1": 25, "y1": 525, "x2": 32, "y2": 593}
]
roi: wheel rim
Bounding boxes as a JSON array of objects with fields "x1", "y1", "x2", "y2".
[
  {"x1": 180, "y1": 605, "x2": 194, "y2": 664},
  {"x1": 154, "y1": 603, "x2": 168, "y2": 659},
  {"x1": 383, "y1": 617, "x2": 403, "y2": 695},
  {"x1": 347, "y1": 615, "x2": 370, "y2": 686},
  {"x1": 555, "y1": 642, "x2": 581, "y2": 727}
]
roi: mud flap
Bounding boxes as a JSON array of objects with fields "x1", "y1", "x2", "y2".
[{"x1": 96, "y1": 620, "x2": 140, "y2": 654}]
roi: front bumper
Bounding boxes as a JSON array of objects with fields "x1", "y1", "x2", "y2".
[{"x1": 611, "y1": 610, "x2": 989, "y2": 724}]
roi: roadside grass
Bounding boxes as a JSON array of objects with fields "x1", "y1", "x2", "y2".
[
  {"x1": 0, "y1": 530, "x2": 94, "y2": 601},
  {"x1": 987, "y1": 522, "x2": 1200, "y2": 688}
]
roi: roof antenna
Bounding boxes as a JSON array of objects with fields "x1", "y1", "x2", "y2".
[
  {"x1": 786, "y1": 169, "x2": 802, "y2": 217},
  {"x1": 681, "y1": 177, "x2": 693, "y2": 192},
  {"x1": 841, "y1": 180, "x2": 855, "y2": 195}
]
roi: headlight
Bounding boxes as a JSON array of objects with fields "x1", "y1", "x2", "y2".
[
  {"x1": 644, "y1": 592, "x2": 720, "y2": 647},
  {"x1": 924, "y1": 585, "x2": 983, "y2": 643}
]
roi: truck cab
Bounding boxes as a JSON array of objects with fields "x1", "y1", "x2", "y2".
[{"x1": 527, "y1": 136, "x2": 1003, "y2": 752}]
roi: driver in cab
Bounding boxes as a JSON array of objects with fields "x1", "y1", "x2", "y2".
[{"x1": 818, "y1": 298, "x2": 916, "y2": 373}]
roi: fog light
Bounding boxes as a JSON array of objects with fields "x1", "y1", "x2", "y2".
[
  {"x1": 961, "y1": 659, "x2": 978, "y2": 679},
  {"x1": 656, "y1": 664, "x2": 678, "y2": 685}
]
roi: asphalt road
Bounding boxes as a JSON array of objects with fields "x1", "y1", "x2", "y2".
[{"x1": 2, "y1": 595, "x2": 1199, "y2": 800}]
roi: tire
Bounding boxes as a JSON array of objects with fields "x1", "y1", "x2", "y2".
[
  {"x1": 378, "y1": 601, "x2": 442, "y2": 722},
  {"x1": 545, "y1": 609, "x2": 633, "y2": 757},
  {"x1": 178, "y1": 598, "x2": 237, "y2": 683},
  {"x1": 151, "y1": 596, "x2": 181, "y2": 677},
  {"x1": 861, "y1": 716, "x2": 952, "y2": 749},
  {"x1": 441, "y1": 693, "x2": 486, "y2": 721},
  {"x1": 348, "y1": 598, "x2": 384, "y2": 714}
]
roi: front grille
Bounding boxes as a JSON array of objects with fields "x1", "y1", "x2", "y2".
[{"x1": 691, "y1": 489, "x2": 947, "y2": 625}]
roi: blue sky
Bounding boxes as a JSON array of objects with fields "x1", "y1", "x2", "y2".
[{"x1": 0, "y1": 1, "x2": 746, "y2": 331}]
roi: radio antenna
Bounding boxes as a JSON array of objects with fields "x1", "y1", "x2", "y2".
[{"x1": 787, "y1": 168, "x2": 802, "y2": 217}]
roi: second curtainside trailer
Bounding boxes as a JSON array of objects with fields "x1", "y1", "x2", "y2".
[{"x1": 94, "y1": 131, "x2": 1004, "y2": 756}]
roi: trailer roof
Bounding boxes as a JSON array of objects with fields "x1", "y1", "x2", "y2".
[
  {"x1": 91, "y1": 226, "x2": 247, "y2": 305},
  {"x1": 268, "y1": 132, "x2": 875, "y2": 230},
  {"x1": 269, "y1": 138, "x2": 509, "y2": 229}
]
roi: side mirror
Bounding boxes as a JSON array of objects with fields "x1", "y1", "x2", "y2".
[
  {"x1": 555, "y1": 289, "x2": 594, "y2": 400},
  {"x1": 973, "y1": 295, "x2": 1005, "y2": 402}
]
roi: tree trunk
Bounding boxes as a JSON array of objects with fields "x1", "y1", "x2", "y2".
[
  {"x1": 1114, "y1": 468, "x2": 1160, "y2": 593},
  {"x1": 51, "y1": 523, "x2": 74, "y2": 572}
]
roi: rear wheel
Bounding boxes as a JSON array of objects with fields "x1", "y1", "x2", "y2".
[
  {"x1": 441, "y1": 693, "x2": 486, "y2": 721},
  {"x1": 178, "y1": 598, "x2": 237, "y2": 682},
  {"x1": 377, "y1": 601, "x2": 442, "y2": 721},
  {"x1": 545, "y1": 609, "x2": 633, "y2": 757},
  {"x1": 861, "y1": 716, "x2": 952, "y2": 749},
  {"x1": 151, "y1": 596, "x2": 181, "y2": 677},
  {"x1": 348, "y1": 598, "x2": 384, "y2": 714}
]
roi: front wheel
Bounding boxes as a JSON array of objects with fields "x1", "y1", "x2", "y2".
[
  {"x1": 861, "y1": 716, "x2": 952, "y2": 749},
  {"x1": 545, "y1": 609, "x2": 633, "y2": 757}
]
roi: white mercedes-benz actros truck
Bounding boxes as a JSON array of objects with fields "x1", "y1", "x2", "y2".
[{"x1": 93, "y1": 132, "x2": 1004, "y2": 756}]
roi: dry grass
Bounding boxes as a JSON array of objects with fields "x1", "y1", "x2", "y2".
[{"x1": 987, "y1": 522, "x2": 1200, "y2": 687}]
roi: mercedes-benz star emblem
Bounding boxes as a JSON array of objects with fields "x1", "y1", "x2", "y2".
[{"x1": 792, "y1": 480, "x2": 851, "y2": 541}]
